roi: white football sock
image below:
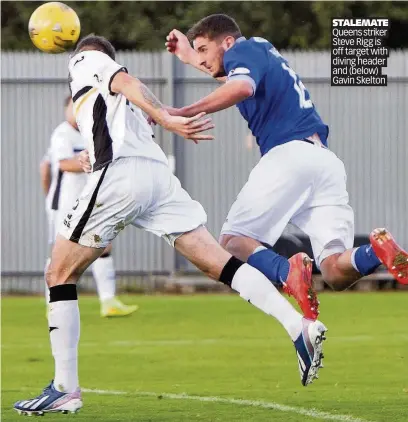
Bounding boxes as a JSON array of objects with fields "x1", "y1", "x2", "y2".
[
  {"x1": 231, "y1": 263, "x2": 303, "y2": 340},
  {"x1": 49, "y1": 300, "x2": 80, "y2": 393},
  {"x1": 91, "y1": 255, "x2": 116, "y2": 302}
]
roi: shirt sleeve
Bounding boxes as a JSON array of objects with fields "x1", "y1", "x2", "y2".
[
  {"x1": 69, "y1": 50, "x2": 127, "y2": 96},
  {"x1": 223, "y1": 42, "x2": 268, "y2": 95},
  {"x1": 51, "y1": 128, "x2": 74, "y2": 162}
]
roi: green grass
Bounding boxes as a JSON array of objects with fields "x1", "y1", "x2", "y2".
[{"x1": 2, "y1": 293, "x2": 408, "y2": 421}]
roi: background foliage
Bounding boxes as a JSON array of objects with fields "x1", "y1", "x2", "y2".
[{"x1": 2, "y1": 1, "x2": 408, "y2": 51}]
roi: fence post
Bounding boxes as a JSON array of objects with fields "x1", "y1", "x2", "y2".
[{"x1": 162, "y1": 52, "x2": 185, "y2": 272}]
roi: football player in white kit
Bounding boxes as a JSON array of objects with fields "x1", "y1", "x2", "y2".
[
  {"x1": 41, "y1": 96, "x2": 138, "y2": 317},
  {"x1": 14, "y1": 35, "x2": 328, "y2": 416}
]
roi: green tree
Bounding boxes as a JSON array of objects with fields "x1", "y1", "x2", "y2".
[{"x1": 1, "y1": 1, "x2": 408, "y2": 51}]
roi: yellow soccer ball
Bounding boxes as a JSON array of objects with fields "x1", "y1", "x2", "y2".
[{"x1": 28, "y1": 2, "x2": 80, "y2": 53}]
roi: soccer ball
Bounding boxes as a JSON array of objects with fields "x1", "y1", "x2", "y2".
[{"x1": 28, "y1": 2, "x2": 80, "y2": 53}]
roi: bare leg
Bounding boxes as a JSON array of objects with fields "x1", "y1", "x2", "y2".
[{"x1": 175, "y1": 227, "x2": 232, "y2": 280}]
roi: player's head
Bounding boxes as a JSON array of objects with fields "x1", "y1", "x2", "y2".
[
  {"x1": 64, "y1": 95, "x2": 77, "y2": 129},
  {"x1": 187, "y1": 14, "x2": 241, "y2": 78},
  {"x1": 73, "y1": 34, "x2": 116, "y2": 60}
]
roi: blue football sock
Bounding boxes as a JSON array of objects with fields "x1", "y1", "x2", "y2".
[
  {"x1": 247, "y1": 246, "x2": 290, "y2": 285},
  {"x1": 351, "y1": 244, "x2": 381, "y2": 276}
]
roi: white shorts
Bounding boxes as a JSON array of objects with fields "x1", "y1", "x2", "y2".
[
  {"x1": 58, "y1": 157, "x2": 207, "y2": 248},
  {"x1": 221, "y1": 141, "x2": 354, "y2": 268}
]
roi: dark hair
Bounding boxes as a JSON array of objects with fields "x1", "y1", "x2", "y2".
[
  {"x1": 64, "y1": 95, "x2": 72, "y2": 107},
  {"x1": 187, "y1": 14, "x2": 241, "y2": 43},
  {"x1": 74, "y1": 34, "x2": 116, "y2": 60}
]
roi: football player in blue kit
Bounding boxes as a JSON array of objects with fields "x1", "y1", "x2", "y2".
[{"x1": 165, "y1": 14, "x2": 408, "y2": 318}]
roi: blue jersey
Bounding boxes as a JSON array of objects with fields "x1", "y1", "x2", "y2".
[{"x1": 223, "y1": 37, "x2": 329, "y2": 156}]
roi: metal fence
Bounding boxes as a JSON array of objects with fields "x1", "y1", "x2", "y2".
[{"x1": 1, "y1": 49, "x2": 407, "y2": 292}]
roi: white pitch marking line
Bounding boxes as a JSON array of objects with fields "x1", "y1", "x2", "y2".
[
  {"x1": 3, "y1": 334, "x2": 408, "y2": 349},
  {"x1": 112, "y1": 339, "x2": 219, "y2": 346},
  {"x1": 82, "y1": 388, "x2": 374, "y2": 422}
]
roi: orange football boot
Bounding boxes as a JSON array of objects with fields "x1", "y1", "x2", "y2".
[
  {"x1": 283, "y1": 252, "x2": 319, "y2": 320},
  {"x1": 370, "y1": 228, "x2": 408, "y2": 285}
]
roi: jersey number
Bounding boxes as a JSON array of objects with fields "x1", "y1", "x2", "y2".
[
  {"x1": 281, "y1": 63, "x2": 313, "y2": 109},
  {"x1": 253, "y1": 37, "x2": 314, "y2": 110}
]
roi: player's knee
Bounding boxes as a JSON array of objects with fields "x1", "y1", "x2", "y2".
[
  {"x1": 219, "y1": 234, "x2": 234, "y2": 250},
  {"x1": 221, "y1": 235, "x2": 250, "y2": 262}
]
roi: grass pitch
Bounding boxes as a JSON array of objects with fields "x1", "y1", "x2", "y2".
[{"x1": 2, "y1": 292, "x2": 407, "y2": 421}]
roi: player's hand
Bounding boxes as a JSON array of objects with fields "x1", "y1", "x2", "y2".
[
  {"x1": 164, "y1": 112, "x2": 215, "y2": 143},
  {"x1": 165, "y1": 29, "x2": 195, "y2": 64},
  {"x1": 78, "y1": 149, "x2": 92, "y2": 173}
]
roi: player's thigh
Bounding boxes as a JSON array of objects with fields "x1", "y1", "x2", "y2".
[
  {"x1": 220, "y1": 146, "x2": 314, "y2": 247},
  {"x1": 292, "y1": 204, "x2": 355, "y2": 269},
  {"x1": 47, "y1": 234, "x2": 103, "y2": 287},
  {"x1": 132, "y1": 162, "x2": 207, "y2": 245},
  {"x1": 58, "y1": 158, "x2": 150, "y2": 249},
  {"x1": 175, "y1": 226, "x2": 231, "y2": 280}
]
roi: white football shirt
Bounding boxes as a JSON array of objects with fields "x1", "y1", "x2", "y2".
[
  {"x1": 45, "y1": 121, "x2": 87, "y2": 215},
  {"x1": 68, "y1": 50, "x2": 168, "y2": 171}
]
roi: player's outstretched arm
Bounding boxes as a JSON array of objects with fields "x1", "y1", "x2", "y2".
[
  {"x1": 178, "y1": 79, "x2": 253, "y2": 118},
  {"x1": 165, "y1": 29, "x2": 227, "y2": 83},
  {"x1": 111, "y1": 72, "x2": 215, "y2": 142}
]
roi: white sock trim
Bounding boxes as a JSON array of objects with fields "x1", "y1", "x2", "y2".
[
  {"x1": 252, "y1": 245, "x2": 267, "y2": 255},
  {"x1": 350, "y1": 248, "x2": 359, "y2": 273}
]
